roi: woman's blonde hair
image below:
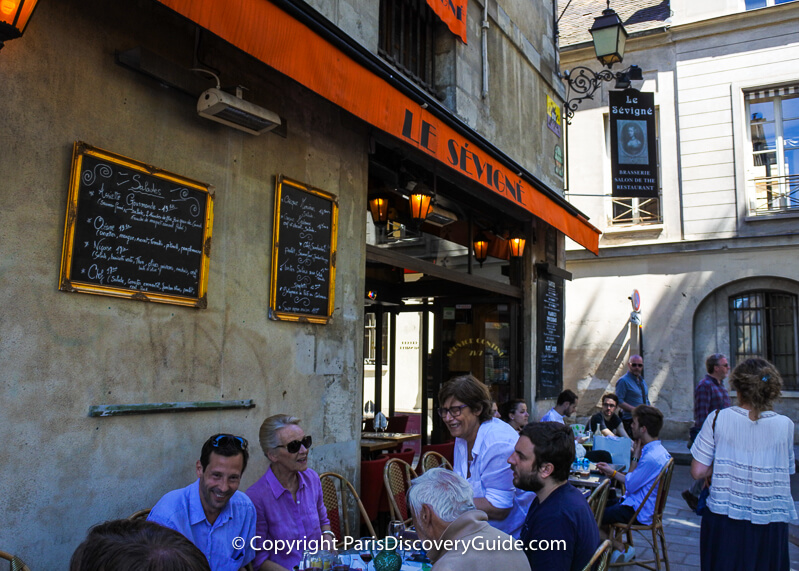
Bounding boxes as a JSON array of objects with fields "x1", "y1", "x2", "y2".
[{"x1": 258, "y1": 414, "x2": 301, "y2": 458}]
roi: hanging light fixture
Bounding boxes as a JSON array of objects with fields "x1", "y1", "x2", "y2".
[
  {"x1": 473, "y1": 232, "x2": 490, "y2": 267},
  {"x1": 508, "y1": 230, "x2": 526, "y2": 258},
  {"x1": 0, "y1": 0, "x2": 40, "y2": 51},
  {"x1": 407, "y1": 181, "x2": 434, "y2": 224},
  {"x1": 368, "y1": 194, "x2": 390, "y2": 227},
  {"x1": 589, "y1": 1, "x2": 628, "y2": 68}
]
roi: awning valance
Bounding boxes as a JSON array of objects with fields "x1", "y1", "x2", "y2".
[{"x1": 156, "y1": 0, "x2": 600, "y2": 254}]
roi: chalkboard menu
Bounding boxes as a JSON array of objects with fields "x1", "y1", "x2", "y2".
[
  {"x1": 269, "y1": 176, "x2": 338, "y2": 324},
  {"x1": 536, "y1": 276, "x2": 564, "y2": 399},
  {"x1": 59, "y1": 142, "x2": 213, "y2": 308}
]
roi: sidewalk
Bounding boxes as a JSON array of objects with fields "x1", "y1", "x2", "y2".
[{"x1": 634, "y1": 446, "x2": 799, "y2": 569}]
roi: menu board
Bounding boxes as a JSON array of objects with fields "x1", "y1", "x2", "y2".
[
  {"x1": 59, "y1": 142, "x2": 213, "y2": 308},
  {"x1": 536, "y1": 276, "x2": 564, "y2": 399},
  {"x1": 269, "y1": 176, "x2": 338, "y2": 324}
]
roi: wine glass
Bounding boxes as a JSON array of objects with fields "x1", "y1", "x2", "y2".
[
  {"x1": 358, "y1": 538, "x2": 375, "y2": 571},
  {"x1": 388, "y1": 520, "x2": 406, "y2": 562}
]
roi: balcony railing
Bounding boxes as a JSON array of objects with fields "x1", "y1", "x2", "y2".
[
  {"x1": 610, "y1": 197, "x2": 662, "y2": 226},
  {"x1": 750, "y1": 174, "x2": 799, "y2": 215}
]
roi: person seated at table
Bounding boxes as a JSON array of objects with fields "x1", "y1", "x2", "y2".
[
  {"x1": 540, "y1": 390, "x2": 578, "y2": 423},
  {"x1": 595, "y1": 405, "x2": 671, "y2": 563},
  {"x1": 500, "y1": 399, "x2": 529, "y2": 433},
  {"x1": 438, "y1": 375, "x2": 534, "y2": 538},
  {"x1": 245, "y1": 415, "x2": 335, "y2": 571},
  {"x1": 490, "y1": 400, "x2": 501, "y2": 419},
  {"x1": 589, "y1": 393, "x2": 629, "y2": 438},
  {"x1": 408, "y1": 468, "x2": 531, "y2": 571},
  {"x1": 147, "y1": 433, "x2": 256, "y2": 571},
  {"x1": 70, "y1": 519, "x2": 212, "y2": 571},
  {"x1": 509, "y1": 421, "x2": 600, "y2": 571}
]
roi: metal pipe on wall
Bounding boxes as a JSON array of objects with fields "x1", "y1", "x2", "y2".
[{"x1": 481, "y1": 0, "x2": 489, "y2": 99}]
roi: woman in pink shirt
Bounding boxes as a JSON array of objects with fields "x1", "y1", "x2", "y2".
[{"x1": 246, "y1": 415, "x2": 334, "y2": 571}]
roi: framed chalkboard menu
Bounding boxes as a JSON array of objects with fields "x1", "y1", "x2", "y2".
[
  {"x1": 269, "y1": 176, "x2": 338, "y2": 324},
  {"x1": 536, "y1": 276, "x2": 564, "y2": 399},
  {"x1": 59, "y1": 142, "x2": 214, "y2": 308}
]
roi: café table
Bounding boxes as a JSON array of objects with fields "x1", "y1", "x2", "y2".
[
  {"x1": 360, "y1": 438, "x2": 399, "y2": 459},
  {"x1": 361, "y1": 432, "x2": 421, "y2": 444}
]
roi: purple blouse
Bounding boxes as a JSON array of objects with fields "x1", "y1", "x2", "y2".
[{"x1": 245, "y1": 467, "x2": 330, "y2": 570}]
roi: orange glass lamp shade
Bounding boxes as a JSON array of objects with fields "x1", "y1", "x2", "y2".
[
  {"x1": 368, "y1": 195, "x2": 390, "y2": 226},
  {"x1": 508, "y1": 231, "x2": 526, "y2": 257},
  {"x1": 409, "y1": 188, "x2": 433, "y2": 222},
  {"x1": 0, "y1": 0, "x2": 39, "y2": 49},
  {"x1": 473, "y1": 232, "x2": 490, "y2": 267}
]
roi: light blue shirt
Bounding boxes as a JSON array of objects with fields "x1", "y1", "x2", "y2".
[
  {"x1": 540, "y1": 408, "x2": 564, "y2": 423},
  {"x1": 615, "y1": 372, "x2": 650, "y2": 420},
  {"x1": 149, "y1": 479, "x2": 257, "y2": 571},
  {"x1": 621, "y1": 440, "x2": 670, "y2": 525}
]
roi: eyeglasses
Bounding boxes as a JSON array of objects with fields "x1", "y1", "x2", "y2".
[
  {"x1": 602, "y1": 402, "x2": 617, "y2": 408},
  {"x1": 630, "y1": 364, "x2": 643, "y2": 368},
  {"x1": 277, "y1": 435, "x2": 312, "y2": 453},
  {"x1": 437, "y1": 404, "x2": 469, "y2": 418},
  {"x1": 211, "y1": 434, "x2": 248, "y2": 450}
]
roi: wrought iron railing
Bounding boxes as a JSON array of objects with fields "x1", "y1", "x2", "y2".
[
  {"x1": 610, "y1": 197, "x2": 662, "y2": 226},
  {"x1": 749, "y1": 174, "x2": 799, "y2": 215}
]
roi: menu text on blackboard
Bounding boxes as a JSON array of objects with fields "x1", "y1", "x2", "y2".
[{"x1": 536, "y1": 276, "x2": 564, "y2": 399}]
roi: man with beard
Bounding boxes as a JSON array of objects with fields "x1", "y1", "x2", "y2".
[
  {"x1": 508, "y1": 422, "x2": 599, "y2": 571},
  {"x1": 148, "y1": 434, "x2": 257, "y2": 571}
]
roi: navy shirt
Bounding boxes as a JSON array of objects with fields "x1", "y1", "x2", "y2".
[
  {"x1": 590, "y1": 412, "x2": 622, "y2": 434},
  {"x1": 520, "y1": 483, "x2": 600, "y2": 571}
]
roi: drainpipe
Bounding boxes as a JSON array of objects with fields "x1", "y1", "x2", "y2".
[{"x1": 481, "y1": 0, "x2": 489, "y2": 99}]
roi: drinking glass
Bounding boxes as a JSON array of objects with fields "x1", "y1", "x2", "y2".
[
  {"x1": 358, "y1": 538, "x2": 375, "y2": 571},
  {"x1": 332, "y1": 554, "x2": 351, "y2": 571},
  {"x1": 388, "y1": 520, "x2": 406, "y2": 562}
]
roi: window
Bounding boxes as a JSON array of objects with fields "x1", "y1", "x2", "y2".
[
  {"x1": 746, "y1": 87, "x2": 799, "y2": 214},
  {"x1": 378, "y1": 0, "x2": 437, "y2": 92},
  {"x1": 745, "y1": 0, "x2": 798, "y2": 9},
  {"x1": 729, "y1": 291, "x2": 798, "y2": 390},
  {"x1": 363, "y1": 312, "x2": 388, "y2": 365}
]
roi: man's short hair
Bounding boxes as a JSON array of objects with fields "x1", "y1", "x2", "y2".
[
  {"x1": 601, "y1": 393, "x2": 619, "y2": 406},
  {"x1": 557, "y1": 389, "x2": 578, "y2": 406},
  {"x1": 438, "y1": 374, "x2": 492, "y2": 423},
  {"x1": 199, "y1": 433, "x2": 249, "y2": 473},
  {"x1": 407, "y1": 468, "x2": 476, "y2": 523},
  {"x1": 70, "y1": 519, "x2": 211, "y2": 571},
  {"x1": 520, "y1": 422, "x2": 575, "y2": 482},
  {"x1": 632, "y1": 405, "x2": 663, "y2": 438},
  {"x1": 706, "y1": 353, "x2": 726, "y2": 374}
]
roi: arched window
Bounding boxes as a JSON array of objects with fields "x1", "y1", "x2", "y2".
[{"x1": 729, "y1": 291, "x2": 798, "y2": 390}]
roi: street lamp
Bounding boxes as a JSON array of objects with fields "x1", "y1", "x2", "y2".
[
  {"x1": 0, "y1": 0, "x2": 39, "y2": 51},
  {"x1": 407, "y1": 181, "x2": 433, "y2": 224},
  {"x1": 473, "y1": 232, "x2": 490, "y2": 267},
  {"x1": 562, "y1": 1, "x2": 642, "y2": 124},
  {"x1": 368, "y1": 194, "x2": 390, "y2": 227},
  {"x1": 508, "y1": 230, "x2": 526, "y2": 258}
]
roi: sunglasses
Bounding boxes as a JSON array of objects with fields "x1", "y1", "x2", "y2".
[
  {"x1": 630, "y1": 364, "x2": 643, "y2": 368},
  {"x1": 211, "y1": 434, "x2": 248, "y2": 450},
  {"x1": 277, "y1": 435, "x2": 312, "y2": 453}
]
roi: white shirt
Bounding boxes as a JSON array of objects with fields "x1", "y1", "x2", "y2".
[
  {"x1": 540, "y1": 408, "x2": 564, "y2": 423},
  {"x1": 453, "y1": 418, "x2": 534, "y2": 538},
  {"x1": 691, "y1": 406, "x2": 797, "y2": 524}
]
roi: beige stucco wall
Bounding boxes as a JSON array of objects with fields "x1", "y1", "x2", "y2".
[{"x1": 0, "y1": 0, "x2": 367, "y2": 566}]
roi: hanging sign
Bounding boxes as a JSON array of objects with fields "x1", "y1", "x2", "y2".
[
  {"x1": 426, "y1": 0, "x2": 467, "y2": 44},
  {"x1": 609, "y1": 90, "x2": 658, "y2": 198}
]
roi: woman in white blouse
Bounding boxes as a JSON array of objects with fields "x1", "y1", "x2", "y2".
[{"x1": 690, "y1": 358, "x2": 796, "y2": 571}]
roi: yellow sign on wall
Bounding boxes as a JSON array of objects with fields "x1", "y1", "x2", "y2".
[{"x1": 547, "y1": 95, "x2": 562, "y2": 138}]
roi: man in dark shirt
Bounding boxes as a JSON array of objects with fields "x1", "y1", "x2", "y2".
[
  {"x1": 509, "y1": 422, "x2": 600, "y2": 571},
  {"x1": 589, "y1": 393, "x2": 629, "y2": 438}
]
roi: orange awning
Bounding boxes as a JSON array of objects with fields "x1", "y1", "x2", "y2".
[{"x1": 156, "y1": 0, "x2": 600, "y2": 254}]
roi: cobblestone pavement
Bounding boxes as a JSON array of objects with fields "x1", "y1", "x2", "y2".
[{"x1": 622, "y1": 463, "x2": 799, "y2": 570}]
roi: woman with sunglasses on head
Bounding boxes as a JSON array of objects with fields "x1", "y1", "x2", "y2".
[
  {"x1": 245, "y1": 415, "x2": 332, "y2": 571},
  {"x1": 438, "y1": 375, "x2": 534, "y2": 538}
]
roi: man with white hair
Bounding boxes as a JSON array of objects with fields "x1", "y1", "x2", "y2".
[{"x1": 407, "y1": 468, "x2": 531, "y2": 571}]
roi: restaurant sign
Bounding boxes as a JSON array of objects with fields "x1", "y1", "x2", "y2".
[{"x1": 609, "y1": 90, "x2": 658, "y2": 198}]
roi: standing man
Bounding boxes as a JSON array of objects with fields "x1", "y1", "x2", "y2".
[
  {"x1": 615, "y1": 355, "x2": 650, "y2": 435},
  {"x1": 509, "y1": 422, "x2": 600, "y2": 571},
  {"x1": 596, "y1": 405, "x2": 671, "y2": 563},
  {"x1": 588, "y1": 393, "x2": 629, "y2": 438},
  {"x1": 148, "y1": 434, "x2": 257, "y2": 571},
  {"x1": 540, "y1": 389, "x2": 578, "y2": 424},
  {"x1": 682, "y1": 353, "x2": 731, "y2": 510}
]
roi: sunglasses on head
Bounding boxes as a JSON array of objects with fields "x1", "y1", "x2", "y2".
[
  {"x1": 277, "y1": 435, "x2": 312, "y2": 453},
  {"x1": 211, "y1": 434, "x2": 248, "y2": 450}
]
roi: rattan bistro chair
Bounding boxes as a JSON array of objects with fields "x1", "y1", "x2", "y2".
[
  {"x1": 0, "y1": 550, "x2": 31, "y2": 571},
  {"x1": 128, "y1": 508, "x2": 152, "y2": 520},
  {"x1": 419, "y1": 450, "x2": 453, "y2": 473},
  {"x1": 319, "y1": 471, "x2": 376, "y2": 548},
  {"x1": 587, "y1": 478, "x2": 611, "y2": 527},
  {"x1": 609, "y1": 458, "x2": 675, "y2": 571},
  {"x1": 383, "y1": 458, "x2": 417, "y2": 526},
  {"x1": 582, "y1": 540, "x2": 613, "y2": 571}
]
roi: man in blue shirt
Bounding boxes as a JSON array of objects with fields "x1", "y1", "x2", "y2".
[
  {"x1": 596, "y1": 405, "x2": 671, "y2": 563},
  {"x1": 615, "y1": 355, "x2": 650, "y2": 435},
  {"x1": 509, "y1": 421, "x2": 600, "y2": 571},
  {"x1": 149, "y1": 434, "x2": 257, "y2": 571}
]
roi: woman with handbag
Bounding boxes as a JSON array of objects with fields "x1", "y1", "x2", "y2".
[{"x1": 690, "y1": 358, "x2": 796, "y2": 570}]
